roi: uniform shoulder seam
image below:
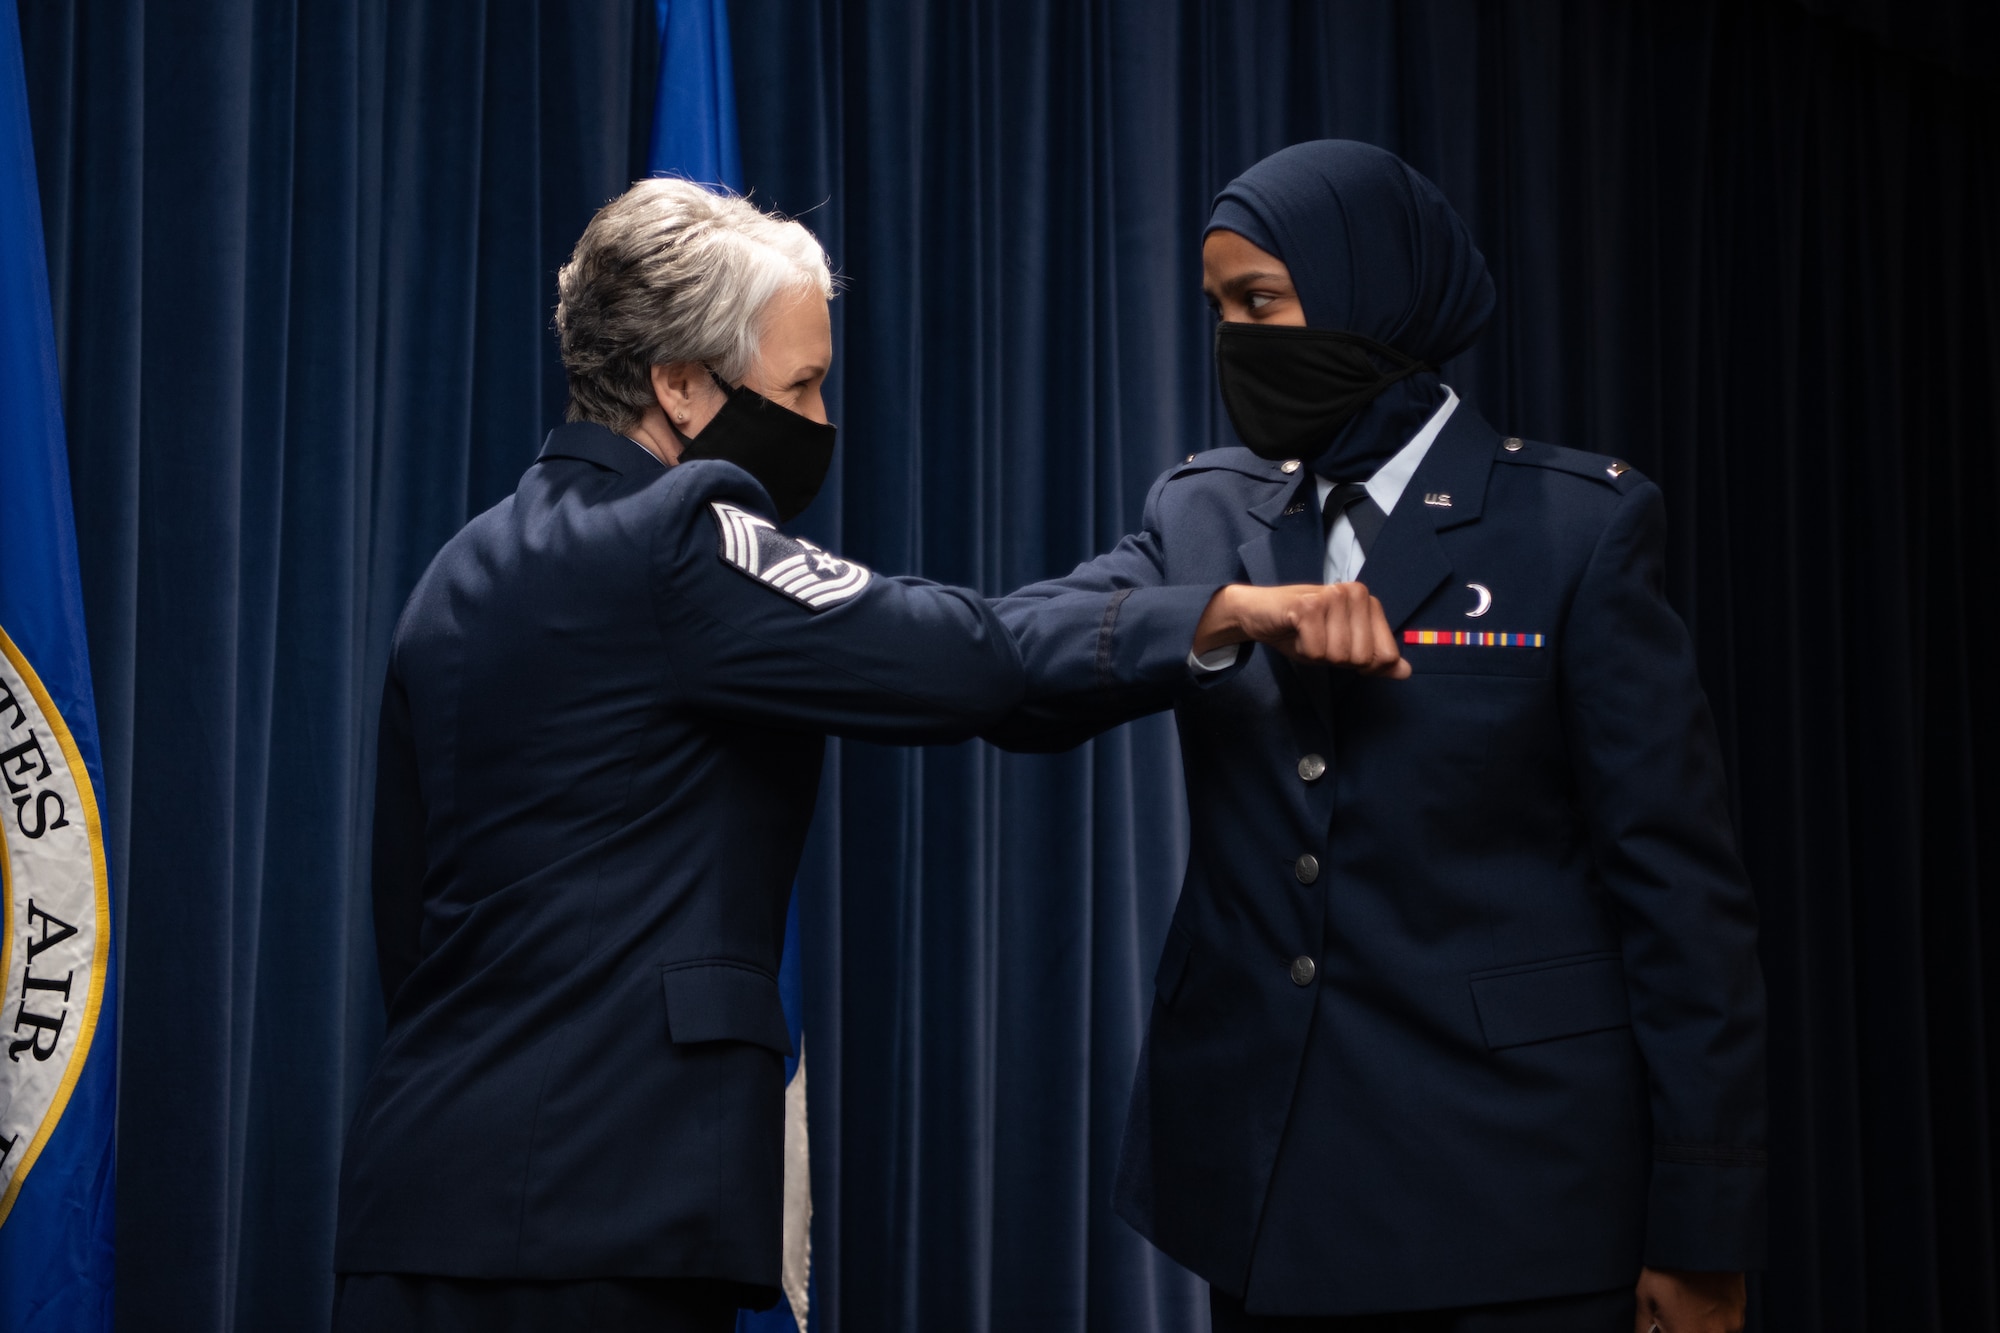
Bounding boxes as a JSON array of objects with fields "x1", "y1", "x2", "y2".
[
  {"x1": 1493, "y1": 436, "x2": 1645, "y2": 491},
  {"x1": 1165, "y1": 447, "x2": 1293, "y2": 486}
]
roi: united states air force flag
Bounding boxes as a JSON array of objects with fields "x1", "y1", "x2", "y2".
[
  {"x1": 650, "y1": 6, "x2": 813, "y2": 1331},
  {"x1": 0, "y1": 1, "x2": 118, "y2": 1329}
]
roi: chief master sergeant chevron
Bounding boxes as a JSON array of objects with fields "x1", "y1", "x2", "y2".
[
  {"x1": 987, "y1": 142, "x2": 1766, "y2": 1333},
  {"x1": 330, "y1": 180, "x2": 1025, "y2": 1332}
]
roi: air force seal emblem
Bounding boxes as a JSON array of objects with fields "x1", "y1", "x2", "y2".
[
  {"x1": 0, "y1": 625, "x2": 109, "y2": 1223},
  {"x1": 710, "y1": 501, "x2": 872, "y2": 611}
]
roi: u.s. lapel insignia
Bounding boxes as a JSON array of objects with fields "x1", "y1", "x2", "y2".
[
  {"x1": 1423, "y1": 492, "x2": 1452, "y2": 507},
  {"x1": 1465, "y1": 583, "x2": 1492, "y2": 617},
  {"x1": 1282, "y1": 498, "x2": 1308, "y2": 516},
  {"x1": 711, "y1": 501, "x2": 872, "y2": 611}
]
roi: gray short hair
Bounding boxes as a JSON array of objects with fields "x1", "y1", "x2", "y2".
[{"x1": 556, "y1": 178, "x2": 833, "y2": 432}]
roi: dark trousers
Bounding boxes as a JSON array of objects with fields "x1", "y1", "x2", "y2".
[
  {"x1": 1211, "y1": 1284, "x2": 1637, "y2": 1333},
  {"x1": 332, "y1": 1273, "x2": 758, "y2": 1333}
]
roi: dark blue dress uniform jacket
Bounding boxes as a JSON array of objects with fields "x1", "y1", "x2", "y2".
[
  {"x1": 988, "y1": 402, "x2": 1766, "y2": 1316},
  {"x1": 333, "y1": 423, "x2": 1023, "y2": 1290}
]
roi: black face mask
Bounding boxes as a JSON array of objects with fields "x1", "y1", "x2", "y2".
[
  {"x1": 673, "y1": 370, "x2": 836, "y2": 523},
  {"x1": 1214, "y1": 323, "x2": 1430, "y2": 462}
]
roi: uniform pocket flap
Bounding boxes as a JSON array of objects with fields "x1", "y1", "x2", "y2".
[
  {"x1": 1399, "y1": 642, "x2": 1552, "y2": 678},
  {"x1": 1470, "y1": 952, "x2": 1630, "y2": 1050},
  {"x1": 661, "y1": 962, "x2": 793, "y2": 1056}
]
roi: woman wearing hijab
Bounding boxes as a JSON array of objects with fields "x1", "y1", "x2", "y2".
[{"x1": 989, "y1": 142, "x2": 1764, "y2": 1333}]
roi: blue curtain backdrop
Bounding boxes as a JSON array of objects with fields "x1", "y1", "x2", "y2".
[
  {"x1": 15, "y1": 2, "x2": 1999, "y2": 1331},
  {"x1": 17, "y1": 3, "x2": 657, "y2": 1327}
]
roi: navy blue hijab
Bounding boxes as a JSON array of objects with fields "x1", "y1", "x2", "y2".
[{"x1": 1206, "y1": 141, "x2": 1495, "y2": 480}]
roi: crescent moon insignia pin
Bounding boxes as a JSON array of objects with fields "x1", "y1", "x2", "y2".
[{"x1": 1466, "y1": 583, "x2": 1492, "y2": 617}]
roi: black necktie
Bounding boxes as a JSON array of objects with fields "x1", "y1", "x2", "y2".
[{"x1": 1325, "y1": 482, "x2": 1387, "y2": 561}]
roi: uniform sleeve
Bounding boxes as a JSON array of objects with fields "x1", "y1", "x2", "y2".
[
  {"x1": 981, "y1": 476, "x2": 1231, "y2": 753},
  {"x1": 651, "y1": 465, "x2": 1024, "y2": 745},
  {"x1": 1559, "y1": 480, "x2": 1768, "y2": 1271},
  {"x1": 370, "y1": 655, "x2": 426, "y2": 1012}
]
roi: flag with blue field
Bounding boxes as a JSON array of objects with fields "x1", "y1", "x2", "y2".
[
  {"x1": 650, "y1": 0, "x2": 744, "y2": 189},
  {"x1": 0, "y1": 0, "x2": 118, "y2": 1328},
  {"x1": 649, "y1": 5, "x2": 813, "y2": 1330}
]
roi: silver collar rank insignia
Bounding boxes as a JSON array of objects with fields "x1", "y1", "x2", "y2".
[{"x1": 710, "y1": 501, "x2": 872, "y2": 611}]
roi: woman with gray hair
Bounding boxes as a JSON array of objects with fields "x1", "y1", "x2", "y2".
[
  {"x1": 555, "y1": 179, "x2": 841, "y2": 513},
  {"x1": 329, "y1": 179, "x2": 1023, "y2": 1332}
]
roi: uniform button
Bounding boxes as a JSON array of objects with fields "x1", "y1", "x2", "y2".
[
  {"x1": 1294, "y1": 853, "x2": 1320, "y2": 884},
  {"x1": 1296, "y1": 753, "x2": 1326, "y2": 782},
  {"x1": 1503, "y1": 436, "x2": 1524, "y2": 452},
  {"x1": 1289, "y1": 955, "x2": 1317, "y2": 986},
  {"x1": 1280, "y1": 459, "x2": 1302, "y2": 474}
]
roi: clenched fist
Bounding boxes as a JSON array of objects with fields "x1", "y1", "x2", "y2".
[{"x1": 1193, "y1": 582, "x2": 1410, "y2": 677}]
